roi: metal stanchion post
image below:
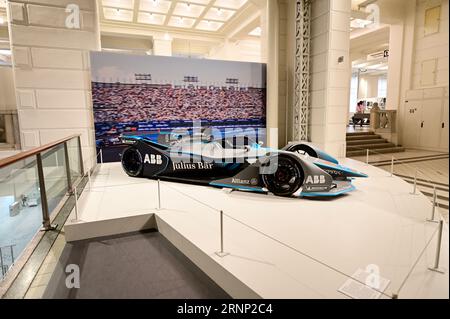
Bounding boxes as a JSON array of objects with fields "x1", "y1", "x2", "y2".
[
  {"x1": 100, "y1": 149, "x2": 104, "y2": 165},
  {"x1": 428, "y1": 220, "x2": 445, "y2": 274},
  {"x1": 88, "y1": 169, "x2": 92, "y2": 191},
  {"x1": 10, "y1": 245, "x2": 14, "y2": 264},
  {"x1": 390, "y1": 156, "x2": 394, "y2": 177},
  {"x1": 37, "y1": 153, "x2": 57, "y2": 231},
  {"x1": 157, "y1": 179, "x2": 161, "y2": 210},
  {"x1": 72, "y1": 186, "x2": 80, "y2": 222},
  {"x1": 0, "y1": 247, "x2": 4, "y2": 277},
  {"x1": 427, "y1": 186, "x2": 439, "y2": 223},
  {"x1": 366, "y1": 149, "x2": 369, "y2": 164},
  {"x1": 215, "y1": 211, "x2": 229, "y2": 258},
  {"x1": 63, "y1": 142, "x2": 72, "y2": 193},
  {"x1": 410, "y1": 169, "x2": 418, "y2": 195}
]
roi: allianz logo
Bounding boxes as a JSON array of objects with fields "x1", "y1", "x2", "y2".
[
  {"x1": 144, "y1": 154, "x2": 163, "y2": 165},
  {"x1": 232, "y1": 178, "x2": 250, "y2": 185},
  {"x1": 305, "y1": 175, "x2": 326, "y2": 184},
  {"x1": 232, "y1": 178, "x2": 258, "y2": 186}
]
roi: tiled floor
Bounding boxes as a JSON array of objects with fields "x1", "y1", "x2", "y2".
[
  {"x1": 350, "y1": 149, "x2": 449, "y2": 222},
  {"x1": 350, "y1": 149, "x2": 448, "y2": 164}
]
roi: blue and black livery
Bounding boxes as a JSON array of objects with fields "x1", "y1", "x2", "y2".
[{"x1": 120, "y1": 133, "x2": 367, "y2": 198}]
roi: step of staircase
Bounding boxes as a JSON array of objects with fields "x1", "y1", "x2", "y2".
[
  {"x1": 347, "y1": 134, "x2": 384, "y2": 141},
  {"x1": 347, "y1": 139, "x2": 388, "y2": 146},
  {"x1": 346, "y1": 147, "x2": 406, "y2": 157},
  {"x1": 346, "y1": 131, "x2": 375, "y2": 137},
  {"x1": 347, "y1": 143, "x2": 396, "y2": 151}
]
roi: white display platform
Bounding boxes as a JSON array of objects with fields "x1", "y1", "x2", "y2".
[{"x1": 64, "y1": 159, "x2": 449, "y2": 299}]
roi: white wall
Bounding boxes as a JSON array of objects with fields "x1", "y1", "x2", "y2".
[
  {"x1": 397, "y1": 0, "x2": 449, "y2": 151},
  {"x1": 0, "y1": 66, "x2": 16, "y2": 111},
  {"x1": 412, "y1": 0, "x2": 449, "y2": 89},
  {"x1": 208, "y1": 39, "x2": 262, "y2": 63},
  {"x1": 7, "y1": 0, "x2": 101, "y2": 167},
  {"x1": 358, "y1": 74, "x2": 381, "y2": 99}
]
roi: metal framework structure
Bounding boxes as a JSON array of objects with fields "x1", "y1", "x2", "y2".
[{"x1": 293, "y1": 0, "x2": 311, "y2": 142}]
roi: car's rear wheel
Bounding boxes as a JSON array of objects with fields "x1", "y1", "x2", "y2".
[
  {"x1": 122, "y1": 147, "x2": 143, "y2": 177},
  {"x1": 262, "y1": 156, "x2": 304, "y2": 197}
]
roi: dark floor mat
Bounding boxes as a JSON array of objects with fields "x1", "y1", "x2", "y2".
[{"x1": 43, "y1": 231, "x2": 230, "y2": 299}]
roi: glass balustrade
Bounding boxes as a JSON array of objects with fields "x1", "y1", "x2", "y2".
[{"x1": 0, "y1": 135, "x2": 84, "y2": 282}]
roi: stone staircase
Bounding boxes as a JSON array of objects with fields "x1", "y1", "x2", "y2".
[{"x1": 346, "y1": 131, "x2": 405, "y2": 157}]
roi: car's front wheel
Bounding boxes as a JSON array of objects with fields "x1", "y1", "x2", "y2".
[
  {"x1": 285, "y1": 143, "x2": 317, "y2": 157},
  {"x1": 121, "y1": 147, "x2": 144, "y2": 177},
  {"x1": 261, "y1": 155, "x2": 304, "y2": 197}
]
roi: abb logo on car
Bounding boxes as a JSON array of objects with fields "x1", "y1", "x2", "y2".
[
  {"x1": 305, "y1": 175, "x2": 326, "y2": 184},
  {"x1": 144, "y1": 154, "x2": 162, "y2": 165}
]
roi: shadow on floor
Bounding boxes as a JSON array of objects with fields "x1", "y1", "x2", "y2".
[{"x1": 43, "y1": 231, "x2": 230, "y2": 299}]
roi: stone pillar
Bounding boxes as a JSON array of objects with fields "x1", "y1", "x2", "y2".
[
  {"x1": 265, "y1": 0, "x2": 279, "y2": 148},
  {"x1": 386, "y1": 24, "x2": 404, "y2": 110},
  {"x1": 309, "y1": 0, "x2": 351, "y2": 158},
  {"x1": 7, "y1": 0, "x2": 100, "y2": 166}
]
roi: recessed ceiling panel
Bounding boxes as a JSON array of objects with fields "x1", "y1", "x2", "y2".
[
  {"x1": 138, "y1": 12, "x2": 166, "y2": 25},
  {"x1": 102, "y1": 0, "x2": 134, "y2": 10},
  {"x1": 140, "y1": 0, "x2": 172, "y2": 14},
  {"x1": 173, "y1": 3, "x2": 206, "y2": 18},
  {"x1": 99, "y1": 0, "x2": 260, "y2": 35},
  {"x1": 168, "y1": 16, "x2": 196, "y2": 28},
  {"x1": 204, "y1": 7, "x2": 235, "y2": 22},
  {"x1": 103, "y1": 8, "x2": 134, "y2": 22},
  {"x1": 185, "y1": 0, "x2": 211, "y2": 5},
  {"x1": 214, "y1": 0, "x2": 247, "y2": 10}
]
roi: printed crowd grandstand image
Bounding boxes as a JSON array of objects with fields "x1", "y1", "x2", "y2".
[{"x1": 90, "y1": 52, "x2": 267, "y2": 162}]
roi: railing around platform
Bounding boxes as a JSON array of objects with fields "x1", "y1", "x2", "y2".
[
  {"x1": 0, "y1": 135, "x2": 84, "y2": 282},
  {"x1": 68, "y1": 144, "x2": 447, "y2": 299}
]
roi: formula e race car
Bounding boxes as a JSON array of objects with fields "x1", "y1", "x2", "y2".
[{"x1": 120, "y1": 134, "x2": 367, "y2": 198}]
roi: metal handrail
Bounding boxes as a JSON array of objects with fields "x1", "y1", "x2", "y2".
[
  {"x1": 0, "y1": 134, "x2": 80, "y2": 169},
  {"x1": 0, "y1": 134, "x2": 85, "y2": 285}
]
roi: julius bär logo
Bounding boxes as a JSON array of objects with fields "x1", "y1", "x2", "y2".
[{"x1": 144, "y1": 154, "x2": 163, "y2": 165}]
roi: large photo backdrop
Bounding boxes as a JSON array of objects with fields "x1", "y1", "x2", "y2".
[{"x1": 90, "y1": 52, "x2": 267, "y2": 162}]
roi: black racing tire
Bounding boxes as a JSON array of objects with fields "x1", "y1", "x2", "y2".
[
  {"x1": 286, "y1": 144, "x2": 317, "y2": 158},
  {"x1": 121, "y1": 147, "x2": 144, "y2": 177},
  {"x1": 261, "y1": 155, "x2": 304, "y2": 197}
]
